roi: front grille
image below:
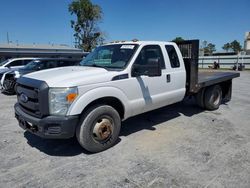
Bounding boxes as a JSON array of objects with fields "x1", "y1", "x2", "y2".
[
  {"x1": 16, "y1": 77, "x2": 49, "y2": 118},
  {"x1": 16, "y1": 84, "x2": 41, "y2": 117}
]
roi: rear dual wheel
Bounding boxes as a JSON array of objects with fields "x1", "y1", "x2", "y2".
[{"x1": 196, "y1": 85, "x2": 222, "y2": 110}]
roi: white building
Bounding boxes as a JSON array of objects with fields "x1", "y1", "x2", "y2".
[{"x1": 244, "y1": 32, "x2": 250, "y2": 55}]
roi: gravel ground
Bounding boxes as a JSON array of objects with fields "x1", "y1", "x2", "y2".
[{"x1": 0, "y1": 71, "x2": 249, "y2": 188}]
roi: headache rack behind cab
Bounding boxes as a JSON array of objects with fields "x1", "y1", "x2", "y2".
[{"x1": 175, "y1": 40, "x2": 199, "y2": 94}]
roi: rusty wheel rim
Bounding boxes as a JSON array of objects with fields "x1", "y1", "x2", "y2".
[{"x1": 93, "y1": 117, "x2": 113, "y2": 142}]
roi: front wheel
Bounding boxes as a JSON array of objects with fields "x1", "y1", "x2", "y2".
[{"x1": 76, "y1": 105, "x2": 121, "y2": 153}]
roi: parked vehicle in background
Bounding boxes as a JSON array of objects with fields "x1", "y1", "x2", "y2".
[
  {"x1": 0, "y1": 58, "x2": 37, "y2": 78},
  {"x1": 1, "y1": 58, "x2": 80, "y2": 94},
  {"x1": 232, "y1": 63, "x2": 245, "y2": 71},
  {"x1": 14, "y1": 40, "x2": 240, "y2": 153}
]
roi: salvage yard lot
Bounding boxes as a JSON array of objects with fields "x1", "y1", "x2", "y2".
[{"x1": 0, "y1": 71, "x2": 250, "y2": 188}]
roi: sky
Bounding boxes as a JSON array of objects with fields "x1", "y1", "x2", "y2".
[{"x1": 0, "y1": 0, "x2": 249, "y2": 51}]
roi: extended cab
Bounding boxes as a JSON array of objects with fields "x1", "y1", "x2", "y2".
[{"x1": 14, "y1": 40, "x2": 240, "y2": 152}]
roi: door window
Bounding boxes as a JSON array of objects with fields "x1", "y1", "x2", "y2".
[
  {"x1": 134, "y1": 45, "x2": 165, "y2": 69},
  {"x1": 23, "y1": 60, "x2": 33, "y2": 65},
  {"x1": 8, "y1": 60, "x2": 24, "y2": 67}
]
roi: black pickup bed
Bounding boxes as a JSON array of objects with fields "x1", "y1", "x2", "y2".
[{"x1": 198, "y1": 71, "x2": 240, "y2": 88}]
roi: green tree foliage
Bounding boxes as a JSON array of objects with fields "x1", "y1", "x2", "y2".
[
  {"x1": 203, "y1": 42, "x2": 216, "y2": 55},
  {"x1": 201, "y1": 40, "x2": 208, "y2": 49},
  {"x1": 222, "y1": 43, "x2": 231, "y2": 52},
  {"x1": 230, "y1": 40, "x2": 242, "y2": 53},
  {"x1": 222, "y1": 40, "x2": 242, "y2": 53},
  {"x1": 172, "y1": 37, "x2": 185, "y2": 43},
  {"x1": 69, "y1": 0, "x2": 104, "y2": 51}
]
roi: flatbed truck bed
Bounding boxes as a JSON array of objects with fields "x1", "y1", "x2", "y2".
[{"x1": 198, "y1": 71, "x2": 240, "y2": 88}]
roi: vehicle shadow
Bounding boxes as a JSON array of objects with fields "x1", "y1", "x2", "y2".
[
  {"x1": 24, "y1": 132, "x2": 88, "y2": 156},
  {"x1": 24, "y1": 97, "x2": 204, "y2": 156},
  {"x1": 120, "y1": 97, "x2": 203, "y2": 136}
]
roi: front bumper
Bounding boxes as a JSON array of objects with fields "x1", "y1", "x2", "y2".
[{"x1": 15, "y1": 103, "x2": 79, "y2": 139}]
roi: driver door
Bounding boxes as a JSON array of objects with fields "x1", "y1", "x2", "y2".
[
  {"x1": 130, "y1": 45, "x2": 182, "y2": 113},
  {"x1": 132, "y1": 45, "x2": 169, "y2": 112}
]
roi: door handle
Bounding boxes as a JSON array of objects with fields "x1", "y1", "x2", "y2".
[{"x1": 166, "y1": 74, "x2": 171, "y2": 83}]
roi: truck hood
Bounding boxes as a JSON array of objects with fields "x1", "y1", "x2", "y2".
[{"x1": 24, "y1": 66, "x2": 118, "y2": 87}]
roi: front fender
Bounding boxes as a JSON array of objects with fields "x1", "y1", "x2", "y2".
[{"x1": 67, "y1": 87, "x2": 131, "y2": 119}]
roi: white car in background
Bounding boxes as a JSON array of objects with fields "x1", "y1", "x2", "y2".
[
  {"x1": 0, "y1": 58, "x2": 37, "y2": 73},
  {"x1": 0, "y1": 58, "x2": 37, "y2": 89}
]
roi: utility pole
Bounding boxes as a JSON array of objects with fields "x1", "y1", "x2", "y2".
[{"x1": 7, "y1": 32, "x2": 10, "y2": 44}]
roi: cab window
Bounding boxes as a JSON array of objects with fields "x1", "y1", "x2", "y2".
[
  {"x1": 134, "y1": 45, "x2": 165, "y2": 69},
  {"x1": 165, "y1": 45, "x2": 180, "y2": 68}
]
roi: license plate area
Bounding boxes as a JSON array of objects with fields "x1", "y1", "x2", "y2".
[{"x1": 18, "y1": 117, "x2": 38, "y2": 132}]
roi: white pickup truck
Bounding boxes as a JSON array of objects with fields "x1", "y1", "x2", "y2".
[{"x1": 14, "y1": 40, "x2": 239, "y2": 152}]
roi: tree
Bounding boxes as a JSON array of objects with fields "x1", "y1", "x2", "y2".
[
  {"x1": 204, "y1": 43, "x2": 216, "y2": 55},
  {"x1": 222, "y1": 43, "x2": 231, "y2": 52},
  {"x1": 69, "y1": 0, "x2": 104, "y2": 52},
  {"x1": 172, "y1": 37, "x2": 185, "y2": 43},
  {"x1": 201, "y1": 40, "x2": 208, "y2": 49},
  {"x1": 230, "y1": 40, "x2": 242, "y2": 53}
]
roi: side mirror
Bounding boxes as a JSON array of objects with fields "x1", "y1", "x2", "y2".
[{"x1": 132, "y1": 58, "x2": 162, "y2": 77}]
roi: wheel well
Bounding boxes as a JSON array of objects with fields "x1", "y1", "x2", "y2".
[{"x1": 81, "y1": 97, "x2": 125, "y2": 119}]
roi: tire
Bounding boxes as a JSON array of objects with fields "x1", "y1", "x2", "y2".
[
  {"x1": 3, "y1": 79, "x2": 16, "y2": 95},
  {"x1": 76, "y1": 105, "x2": 121, "y2": 153},
  {"x1": 195, "y1": 88, "x2": 205, "y2": 108},
  {"x1": 204, "y1": 85, "x2": 222, "y2": 110},
  {"x1": 14, "y1": 83, "x2": 18, "y2": 94}
]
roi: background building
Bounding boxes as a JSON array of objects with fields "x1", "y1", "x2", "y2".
[
  {"x1": 0, "y1": 43, "x2": 87, "y2": 62},
  {"x1": 244, "y1": 32, "x2": 250, "y2": 55}
]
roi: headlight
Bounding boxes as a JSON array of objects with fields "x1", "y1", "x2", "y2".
[
  {"x1": 14, "y1": 71, "x2": 20, "y2": 79},
  {"x1": 49, "y1": 87, "x2": 78, "y2": 116}
]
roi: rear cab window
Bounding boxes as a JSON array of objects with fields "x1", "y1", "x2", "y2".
[{"x1": 165, "y1": 45, "x2": 180, "y2": 68}]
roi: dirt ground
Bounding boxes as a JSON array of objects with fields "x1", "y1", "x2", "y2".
[{"x1": 0, "y1": 71, "x2": 249, "y2": 188}]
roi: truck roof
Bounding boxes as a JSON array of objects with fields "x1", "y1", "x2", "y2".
[{"x1": 105, "y1": 40, "x2": 176, "y2": 46}]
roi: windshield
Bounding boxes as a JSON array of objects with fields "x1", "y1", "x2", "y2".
[
  {"x1": 80, "y1": 44, "x2": 138, "y2": 69},
  {"x1": 0, "y1": 60, "x2": 9, "y2": 66},
  {"x1": 23, "y1": 60, "x2": 45, "y2": 70}
]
